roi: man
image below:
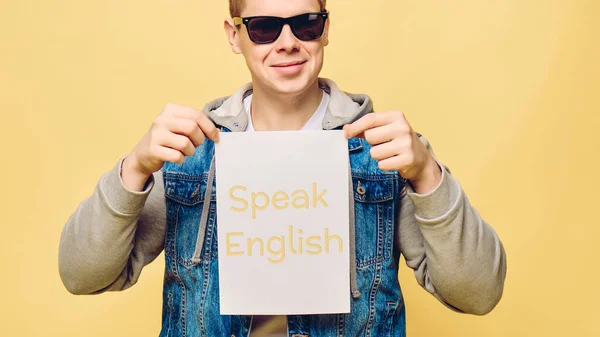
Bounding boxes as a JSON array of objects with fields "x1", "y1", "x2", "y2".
[{"x1": 59, "y1": 0, "x2": 507, "y2": 336}]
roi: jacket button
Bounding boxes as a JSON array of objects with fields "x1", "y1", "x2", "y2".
[
  {"x1": 191, "y1": 184, "x2": 200, "y2": 198},
  {"x1": 357, "y1": 181, "x2": 366, "y2": 195}
]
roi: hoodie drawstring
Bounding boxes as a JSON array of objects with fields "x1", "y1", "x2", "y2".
[
  {"x1": 192, "y1": 156, "x2": 216, "y2": 264},
  {"x1": 349, "y1": 162, "x2": 361, "y2": 299}
]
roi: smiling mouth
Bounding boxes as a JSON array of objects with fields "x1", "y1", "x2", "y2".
[{"x1": 272, "y1": 61, "x2": 307, "y2": 67}]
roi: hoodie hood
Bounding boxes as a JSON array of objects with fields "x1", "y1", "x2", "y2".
[{"x1": 202, "y1": 78, "x2": 374, "y2": 132}]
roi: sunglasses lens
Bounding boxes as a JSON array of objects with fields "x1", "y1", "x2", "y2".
[
  {"x1": 247, "y1": 17, "x2": 281, "y2": 43},
  {"x1": 292, "y1": 14, "x2": 325, "y2": 41}
]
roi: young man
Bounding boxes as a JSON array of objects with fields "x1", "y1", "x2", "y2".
[{"x1": 59, "y1": 0, "x2": 506, "y2": 336}]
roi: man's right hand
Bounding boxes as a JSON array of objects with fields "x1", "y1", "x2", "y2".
[{"x1": 121, "y1": 103, "x2": 220, "y2": 191}]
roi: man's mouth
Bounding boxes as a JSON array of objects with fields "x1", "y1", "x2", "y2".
[{"x1": 272, "y1": 61, "x2": 307, "y2": 67}]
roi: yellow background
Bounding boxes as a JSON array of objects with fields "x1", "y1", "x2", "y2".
[{"x1": 1, "y1": 0, "x2": 598, "y2": 336}]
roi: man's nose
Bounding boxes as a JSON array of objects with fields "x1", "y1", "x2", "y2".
[{"x1": 274, "y1": 24, "x2": 300, "y2": 53}]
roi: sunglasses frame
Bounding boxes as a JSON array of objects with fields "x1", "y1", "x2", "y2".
[{"x1": 233, "y1": 12, "x2": 329, "y2": 44}]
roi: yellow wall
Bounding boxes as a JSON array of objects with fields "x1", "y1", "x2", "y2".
[{"x1": 1, "y1": 0, "x2": 598, "y2": 336}]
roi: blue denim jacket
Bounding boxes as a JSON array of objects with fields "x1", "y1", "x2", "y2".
[
  {"x1": 162, "y1": 129, "x2": 407, "y2": 337},
  {"x1": 161, "y1": 78, "x2": 411, "y2": 337}
]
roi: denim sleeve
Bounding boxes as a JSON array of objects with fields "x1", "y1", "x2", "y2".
[
  {"x1": 58, "y1": 155, "x2": 166, "y2": 295},
  {"x1": 397, "y1": 135, "x2": 507, "y2": 315}
]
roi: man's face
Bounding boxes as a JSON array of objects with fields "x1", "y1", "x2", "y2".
[{"x1": 226, "y1": 0, "x2": 329, "y2": 95}]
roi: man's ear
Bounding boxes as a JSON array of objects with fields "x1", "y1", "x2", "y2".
[
  {"x1": 224, "y1": 18, "x2": 243, "y2": 54},
  {"x1": 322, "y1": 15, "x2": 330, "y2": 46}
]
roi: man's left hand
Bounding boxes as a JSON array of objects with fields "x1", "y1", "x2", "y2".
[{"x1": 343, "y1": 111, "x2": 442, "y2": 194}]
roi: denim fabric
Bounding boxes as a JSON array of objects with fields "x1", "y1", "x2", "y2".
[{"x1": 160, "y1": 128, "x2": 407, "y2": 337}]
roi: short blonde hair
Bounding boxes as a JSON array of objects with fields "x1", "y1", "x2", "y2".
[{"x1": 229, "y1": 0, "x2": 327, "y2": 17}]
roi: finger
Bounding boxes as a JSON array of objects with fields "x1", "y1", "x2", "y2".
[
  {"x1": 164, "y1": 117, "x2": 206, "y2": 147},
  {"x1": 377, "y1": 155, "x2": 405, "y2": 172},
  {"x1": 344, "y1": 112, "x2": 399, "y2": 139},
  {"x1": 196, "y1": 114, "x2": 220, "y2": 142},
  {"x1": 164, "y1": 104, "x2": 201, "y2": 120},
  {"x1": 165, "y1": 104, "x2": 220, "y2": 142},
  {"x1": 154, "y1": 145, "x2": 186, "y2": 164},
  {"x1": 157, "y1": 131, "x2": 196, "y2": 157},
  {"x1": 343, "y1": 125, "x2": 365, "y2": 139},
  {"x1": 363, "y1": 122, "x2": 409, "y2": 145},
  {"x1": 369, "y1": 139, "x2": 402, "y2": 161}
]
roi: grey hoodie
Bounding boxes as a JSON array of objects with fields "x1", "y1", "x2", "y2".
[{"x1": 58, "y1": 78, "x2": 506, "y2": 320}]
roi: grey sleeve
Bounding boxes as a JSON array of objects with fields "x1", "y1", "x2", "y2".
[
  {"x1": 58, "y1": 155, "x2": 167, "y2": 295},
  {"x1": 397, "y1": 135, "x2": 507, "y2": 315}
]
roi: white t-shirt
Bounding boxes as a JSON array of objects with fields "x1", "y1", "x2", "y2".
[
  {"x1": 243, "y1": 89, "x2": 330, "y2": 337},
  {"x1": 243, "y1": 90, "x2": 330, "y2": 132}
]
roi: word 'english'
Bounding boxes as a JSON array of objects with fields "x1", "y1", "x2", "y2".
[{"x1": 225, "y1": 225, "x2": 343, "y2": 264}]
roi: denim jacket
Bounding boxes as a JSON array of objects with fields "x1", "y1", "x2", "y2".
[{"x1": 59, "y1": 78, "x2": 507, "y2": 337}]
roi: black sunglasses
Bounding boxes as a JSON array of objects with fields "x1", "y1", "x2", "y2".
[{"x1": 233, "y1": 12, "x2": 329, "y2": 44}]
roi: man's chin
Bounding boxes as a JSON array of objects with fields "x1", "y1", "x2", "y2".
[{"x1": 266, "y1": 76, "x2": 318, "y2": 96}]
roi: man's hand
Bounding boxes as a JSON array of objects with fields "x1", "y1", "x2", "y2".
[
  {"x1": 343, "y1": 111, "x2": 442, "y2": 194},
  {"x1": 122, "y1": 103, "x2": 220, "y2": 191}
]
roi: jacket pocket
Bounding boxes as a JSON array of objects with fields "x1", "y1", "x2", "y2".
[
  {"x1": 351, "y1": 173, "x2": 397, "y2": 267},
  {"x1": 164, "y1": 172, "x2": 217, "y2": 268},
  {"x1": 164, "y1": 172, "x2": 215, "y2": 206}
]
